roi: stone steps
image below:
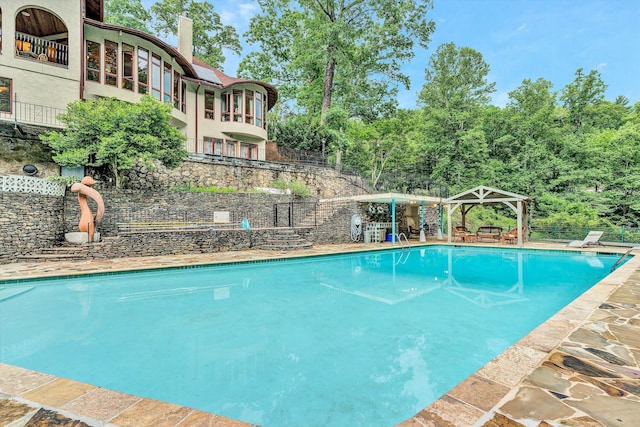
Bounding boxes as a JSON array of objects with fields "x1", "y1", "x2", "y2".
[
  {"x1": 16, "y1": 238, "x2": 119, "y2": 262},
  {"x1": 260, "y1": 229, "x2": 313, "y2": 251}
]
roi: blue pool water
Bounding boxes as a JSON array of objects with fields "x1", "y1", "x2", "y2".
[{"x1": 0, "y1": 246, "x2": 620, "y2": 426}]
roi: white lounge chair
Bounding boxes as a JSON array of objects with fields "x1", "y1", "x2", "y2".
[{"x1": 567, "y1": 231, "x2": 604, "y2": 248}]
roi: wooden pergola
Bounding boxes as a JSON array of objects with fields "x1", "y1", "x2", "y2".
[{"x1": 445, "y1": 186, "x2": 531, "y2": 246}]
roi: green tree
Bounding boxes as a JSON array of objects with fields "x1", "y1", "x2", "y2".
[
  {"x1": 104, "y1": 0, "x2": 152, "y2": 32},
  {"x1": 418, "y1": 43, "x2": 495, "y2": 188},
  {"x1": 560, "y1": 68, "x2": 608, "y2": 133},
  {"x1": 150, "y1": 0, "x2": 241, "y2": 69},
  {"x1": 240, "y1": 0, "x2": 435, "y2": 121},
  {"x1": 41, "y1": 96, "x2": 187, "y2": 188}
]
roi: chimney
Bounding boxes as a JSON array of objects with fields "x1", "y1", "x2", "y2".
[{"x1": 177, "y1": 13, "x2": 193, "y2": 63}]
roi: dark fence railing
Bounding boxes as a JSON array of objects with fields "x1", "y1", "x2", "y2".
[
  {"x1": 116, "y1": 200, "x2": 356, "y2": 231},
  {"x1": 273, "y1": 146, "x2": 328, "y2": 167},
  {"x1": 529, "y1": 225, "x2": 640, "y2": 244},
  {"x1": 0, "y1": 98, "x2": 66, "y2": 128}
]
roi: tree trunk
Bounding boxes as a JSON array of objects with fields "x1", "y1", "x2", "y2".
[{"x1": 321, "y1": 48, "x2": 337, "y2": 122}]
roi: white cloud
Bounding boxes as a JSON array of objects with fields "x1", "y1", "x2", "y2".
[
  {"x1": 517, "y1": 23, "x2": 526, "y2": 31},
  {"x1": 598, "y1": 62, "x2": 608, "y2": 68},
  {"x1": 238, "y1": 3, "x2": 260, "y2": 20},
  {"x1": 219, "y1": 2, "x2": 259, "y2": 29}
]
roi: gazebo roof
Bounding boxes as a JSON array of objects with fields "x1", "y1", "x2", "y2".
[
  {"x1": 348, "y1": 192, "x2": 442, "y2": 206},
  {"x1": 445, "y1": 185, "x2": 530, "y2": 205}
]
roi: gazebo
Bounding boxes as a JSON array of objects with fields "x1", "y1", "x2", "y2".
[
  {"x1": 444, "y1": 186, "x2": 531, "y2": 246},
  {"x1": 348, "y1": 193, "x2": 443, "y2": 244}
]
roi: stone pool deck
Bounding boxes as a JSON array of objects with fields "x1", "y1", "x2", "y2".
[{"x1": 1, "y1": 241, "x2": 639, "y2": 427}]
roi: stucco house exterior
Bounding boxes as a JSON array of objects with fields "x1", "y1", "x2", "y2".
[{"x1": 0, "y1": 0, "x2": 278, "y2": 162}]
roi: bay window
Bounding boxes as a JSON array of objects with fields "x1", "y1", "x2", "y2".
[
  {"x1": 122, "y1": 43, "x2": 134, "y2": 90},
  {"x1": 163, "y1": 62, "x2": 172, "y2": 103},
  {"x1": 86, "y1": 40, "x2": 100, "y2": 82},
  {"x1": 255, "y1": 92, "x2": 263, "y2": 128},
  {"x1": 221, "y1": 91, "x2": 230, "y2": 121},
  {"x1": 245, "y1": 90, "x2": 254, "y2": 124},
  {"x1": 204, "y1": 90, "x2": 215, "y2": 119},
  {"x1": 104, "y1": 40, "x2": 118, "y2": 86},
  {"x1": 233, "y1": 90, "x2": 243, "y2": 122},
  {"x1": 151, "y1": 53, "x2": 161, "y2": 100},
  {"x1": 138, "y1": 48, "x2": 148, "y2": 94}
]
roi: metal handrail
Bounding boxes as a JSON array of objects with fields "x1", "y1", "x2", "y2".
[
  {"x1": 610, "y1": 247, "x2": 640, "y2": 272},
  {"x1": 395, "y1": 232, "x2": 410, "y2": 249}
]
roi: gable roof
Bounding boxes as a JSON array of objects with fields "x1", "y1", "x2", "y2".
[{"x1": 445, "y1": 185, "x2": 530, "y2": 204}]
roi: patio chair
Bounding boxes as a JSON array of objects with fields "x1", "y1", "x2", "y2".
[
  {"x1": 453, "y1": 226, "x2": 476, "y2": 243},
  {"x1": 406, "y1": 217, "x2": 421, "y2": 237},
  {"x1": 502, "y1": 227, "x2": 526, "y2": 244},
  {"x1": 567, "y1": 231, "x2": 604, "y2": 248}
]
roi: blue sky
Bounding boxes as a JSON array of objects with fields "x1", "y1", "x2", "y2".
[{"x1": 145, "y1": 0, "x2": 640, "y2": 109}]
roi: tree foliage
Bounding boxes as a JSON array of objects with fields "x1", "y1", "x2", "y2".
[
  {"x1": 150, "y1": 0, "x2": 241, "y2": 69},
  {"x1": 104, "y1": 0, "x2": 152, "y2": 32},
  {"x1": 41, "y1": 96, "x2": 187, "y2": 188},
  {"x1": 239, "y1": 0, "x2": 435, "y2": 121}
]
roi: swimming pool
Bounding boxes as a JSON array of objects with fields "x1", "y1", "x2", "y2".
[{"x1": 0, "y1": 246, "x2": 621, "y2": 426}]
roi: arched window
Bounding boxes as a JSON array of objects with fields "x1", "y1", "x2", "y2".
[{"x1": 15, "y1": 8, "x2": 69, "y2": 66}]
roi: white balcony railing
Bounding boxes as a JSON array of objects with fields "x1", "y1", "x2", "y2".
[{"x1": 14, "y1": 32, "x2": 69, "y2": 67}]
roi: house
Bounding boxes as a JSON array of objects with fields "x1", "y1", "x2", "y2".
[{"x1": 0, "y1": 0, "x2": 278, "y2": 162}]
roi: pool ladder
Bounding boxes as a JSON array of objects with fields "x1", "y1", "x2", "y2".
[
  {"x1": 610, "y1": 246, "x2": 640, "y2": 272},
  {"x1": 394, "y1": 233, "x2": 410, "y2": 249},
  {"x1": 394, "y1": 233, "x2": 411, "y2": 264}
]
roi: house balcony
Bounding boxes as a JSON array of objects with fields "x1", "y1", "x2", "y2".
[
  {"x1": 0, "y1": 98, "x2": 66, "y2": 128},
  {"x1": 14, "y1": 32, "x2": 69, "y2": 67}
]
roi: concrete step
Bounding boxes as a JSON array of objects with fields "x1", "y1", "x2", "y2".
[{"x1": 260, "y1": 242, "x2": 314, "y2": 251}]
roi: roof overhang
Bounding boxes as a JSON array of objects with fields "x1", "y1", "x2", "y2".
[
  {"x1": 348, "y1": 193, "x2": 442, "y2": 206},
  {"x1": 83, "y1": 18, "x2": 198, "y2": 78},
  {"x1": 445, "y1": 185, "x2": 530, "y2": 205}
]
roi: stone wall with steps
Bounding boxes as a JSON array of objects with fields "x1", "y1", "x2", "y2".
[
  {"x1": 0, "y1": 192, "x2": 65, "y2": 264},
  {"x1": 18, "y1": 228, "x2": 319, "y2": 262}
]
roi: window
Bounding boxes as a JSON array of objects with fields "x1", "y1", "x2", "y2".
[
  {"x1": 151, "y1": 53, "x2": 161, "y2": 100},
  {"x1": 86, "y1": 40, "x2": 101, "y2": 82},
  {"x1": 203, "y1": 137, "x2": 214, "y2": 154},
  {"x1": 221, "y1": 91, "x2": 230, "y2": 121},
  {"x1": 250, "y1": 144, "x2": 259, "y2": 159},
  {"x1": 0, "y1": 77, "x2": 11, "y2": 113},
  {"x1": 122, "y1": 43, "x2": 134, "y2": 91},
  {"x1": 0, "y1": 8, "x2": 3, "y2": 52},
  {"x1": 214, "y1": 138, "x2": 224, "y2": 155},
  {"x1": 181, "y1": 81, "x2": 187, "y2": 113},
  {"x1": 163, "y1": 62, "x2": 172, "y2": 103},
  {"x1": 104, "y1": 40, "x2": 118, "y2": 86},
  {"x1": 262, "y1": 93, "x2": 268, "y2": 129},
  {"x1": 255, "y1": 92, "x2": 263, "y2": 128},
  {"x1": 138, "y1": 48, "x2": 148, "y2": 94},
  {"x1": 233, "y1": 90, "x2": 243, "y2": 122},
  {"x1": 226, "y1": 140, "x2": 236, "y2": 157},
  {"x1": 173, "y1": 70, "x2": 180, "y2": 109},
  {"x1": 240, "y1": 143, "x2": 251, "y2": 159},
  {"x1": 245, "y1": 90, "x2": 254, "y2": 125},
  {"x1": 204, "y1": 90, "x2": 215, "y2": 119}
]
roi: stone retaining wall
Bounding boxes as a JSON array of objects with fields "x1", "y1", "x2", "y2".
[
  {"x1": 0, "y1": 192, "x2": 65, "y2": 263},
  {"x1": 120, "y1": 157, "x2": 370, "y2": 198},
  {"x1": 63, "y1": 189, "x2": 307, "y2": 235}
]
